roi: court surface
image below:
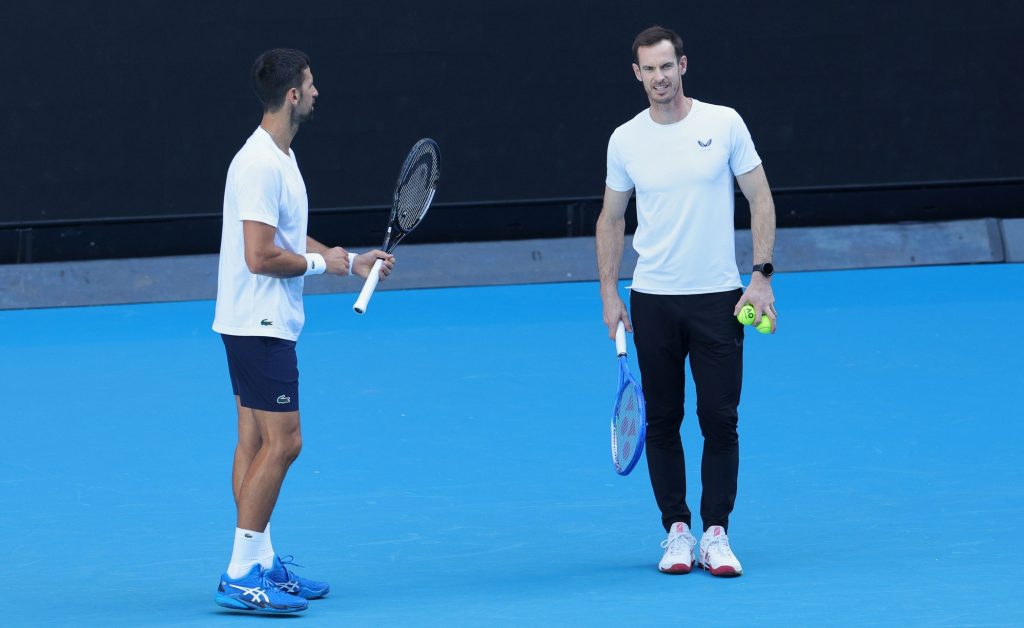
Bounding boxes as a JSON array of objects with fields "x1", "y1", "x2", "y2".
[{"x1": 1, "y1": 263, "x2": 1021, "y2": 626}]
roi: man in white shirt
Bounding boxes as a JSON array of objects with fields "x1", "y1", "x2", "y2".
[
  {"x1": 212, "y1": 48, "x2": 394, "y2": 614},
  {"x1": 596, "y1": 26, "x2": 777, "y2": 578}
]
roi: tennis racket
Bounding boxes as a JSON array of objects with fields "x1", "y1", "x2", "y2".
[
  {"x1": 353, "y1": 138, "x2": 441, "y2": 314},
  {"x1": 611, "y1": 321, "x2": 646, "y2": 476}
]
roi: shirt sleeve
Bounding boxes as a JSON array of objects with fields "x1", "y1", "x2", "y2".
[
  {"x1": 234, "y1": 158, "x2": 282, "y2": 227},
  {"x1": 605, "y1": 132, "x2": 634, "y2": 192},
  {"x1": 728, "y1": 109, "x2": 762, "y2": 177}
]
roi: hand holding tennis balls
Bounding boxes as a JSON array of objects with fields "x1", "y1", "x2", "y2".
[
  {"x1": 737, "y1": 303, "x2": 774, "y2": 334},
  {"x1": 737, "y1": 303, "x2": 756, "y2": 325}
]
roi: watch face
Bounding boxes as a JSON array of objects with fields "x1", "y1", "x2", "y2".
[{"x1": 755, "y1": 263, "x2": 774, "y2": 277}]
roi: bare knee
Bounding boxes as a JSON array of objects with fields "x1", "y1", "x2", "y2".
[
  {"x1": 268, "y1": 432, "x2": 302, "y2": 464},
  {"x1": 286, "y1": 433, "x2": 302, "y2": 462},
  {"x1": 253, "y1": 410, "x2": 303, "y2": 465},
  {"x1": 237, "y1": 433, "x2": 263, "y2": 460}
]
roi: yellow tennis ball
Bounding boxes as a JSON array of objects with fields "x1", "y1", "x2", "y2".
[
  {"x1": 737, "y1": 304, "x2": 756, "y2": 326},
  {"x1": 755, "y1": 314, "x2": 773, "y2": 334}
]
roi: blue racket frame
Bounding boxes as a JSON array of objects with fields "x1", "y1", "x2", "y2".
[{"x1": 611, "y1": 334, "x2": 647, "y2": 476}]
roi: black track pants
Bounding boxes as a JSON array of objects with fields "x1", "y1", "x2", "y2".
[{"x1": 630, "y1": 288, "x2": 744, "y2": 533}]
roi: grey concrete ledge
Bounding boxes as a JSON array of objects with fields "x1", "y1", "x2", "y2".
[
  {"x1": 1, "y1": 218, "x2": 1018, "y2": 310},
  {"x1": 1001, "y1": 218, "x2": 1024, "y2": 262}
]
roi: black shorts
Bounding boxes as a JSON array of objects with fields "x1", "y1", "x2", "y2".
[{"x1": 221, "y1": 334, "x2": 299, "y2": 412}]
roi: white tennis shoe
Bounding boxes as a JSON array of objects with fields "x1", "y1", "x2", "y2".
[
  {"x1": 658, "y1": 522, "x2": 697, "y2": 573},
  {"x1": 698, "y1": 525, "x2": 743, "y2": 577}
]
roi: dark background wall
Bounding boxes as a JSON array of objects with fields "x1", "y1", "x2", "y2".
[{"x1": 2, "y1": 1, "x2": 1022, "y2": 262}]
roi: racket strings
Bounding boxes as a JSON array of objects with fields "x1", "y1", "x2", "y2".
[
  {"x1": 614, "y1": 381, "x2": 643, "y2": 465},
  {"x1": 395, "y1": 146, "x2": 439, "y2": 232}
]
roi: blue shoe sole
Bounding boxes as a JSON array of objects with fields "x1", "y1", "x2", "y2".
[{"x1": 215, "y1": 593, "x2": 307, "y2": 614}]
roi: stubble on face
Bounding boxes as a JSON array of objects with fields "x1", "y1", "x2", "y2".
[
  {"x1": 634, "y1": 41, "x2": 683, "y2": 105},
  {"x1": 293, "y1": 69, "x2": 317, "y2": 124}
]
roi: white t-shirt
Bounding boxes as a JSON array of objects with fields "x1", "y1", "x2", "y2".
[
  {"x1": 606, "y1": 99, "x2": 762, "y2": 294},
  {"x1": 213, "y1": 127, "x2": 309, "y2": 341}
]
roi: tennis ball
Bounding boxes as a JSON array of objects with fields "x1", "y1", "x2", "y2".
[
  {"x1": 755, "y1": 314, "x2": 773, "y2": 334},
  {"x1": 737, "y1": 304, "x2": 756, "y2": 326}
]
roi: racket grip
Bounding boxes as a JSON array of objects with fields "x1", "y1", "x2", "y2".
[
  {"x1": 615, "y1": 321, "x2": 627, "y2": 357},
  {"x1": 352, "y1": 258, "x2": 385, "y2": 314}
]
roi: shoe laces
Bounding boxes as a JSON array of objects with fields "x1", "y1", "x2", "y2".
[
  {"x1": 705, "y1": 534, "x2": 735, "y2": 558},
  {"x1": 252, "y1": 568, "x2": 277, "y2": 591},
  {"x1": 277, "y1": 555, "x2": 304, "y2": 578},
  {"x1": 660, "y1": 531, "x2": 694, "y2": 555}
]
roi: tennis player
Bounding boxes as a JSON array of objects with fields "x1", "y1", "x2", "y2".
[
  {"x1": 596, "y1": 26, "x2": 777, "y2": 577},
  {"x1": 212, "y1": 48, "x2": 394, "y2": 613}
]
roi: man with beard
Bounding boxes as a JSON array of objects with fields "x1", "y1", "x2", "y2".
[
  {"x1": 212, "y1": 48, "x2": 393, "y2": 613},
  {"x1": 596, "y1": 26, "x2": 777, "y2": 577}
]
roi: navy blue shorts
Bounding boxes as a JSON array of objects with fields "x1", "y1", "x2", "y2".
[{"x1": 221, "y1": 334, "x2": 299, "y2": 412}]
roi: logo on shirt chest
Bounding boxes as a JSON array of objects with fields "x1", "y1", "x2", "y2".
[{"x1": 697, "y1": 138, "x2": 713, "y2": 152}]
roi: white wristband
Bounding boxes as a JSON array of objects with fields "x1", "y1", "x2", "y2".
[
  {"x1": 348, "y1": 252, "x2": 358, "y2": 276},
  {"x1": 303, "y1": 253, "x2": 326, "y2": 276}
]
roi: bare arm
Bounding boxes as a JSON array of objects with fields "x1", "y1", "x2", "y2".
[
  {"x1": 243, "y1": 220, "x2": 308, "y2": 278},
  {"x1": 306, "y1": 235, "x2": 352, "y2": 276},
  {"x1": 242, "y1": 221, "x2": 359, "y2": 278},
  {"x1": 734, "y1": 165, "x2": 778, "y2": 330},
  {"x1": 307, "y1": 234, "x2": 395, "y2": 280},
  {"x1": 596, "y1": 185, "x2": 634, "y2": 337},
  {"x1": 305, "y1": 236, "x2": 329, "y2": 256},
  {"x1": 737, "y1": 165, "x2": 776, "y2": 270}
]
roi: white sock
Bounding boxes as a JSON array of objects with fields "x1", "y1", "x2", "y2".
[
  {"x1": 261, "y1": 522, "x2": 275, "y2": 569},
  {"x1": 226, "y1": 527, "x2": 276, "y2": 579}
]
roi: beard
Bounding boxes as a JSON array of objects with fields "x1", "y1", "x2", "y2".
[{"x1": 293, "y1": 101, "x2": 315, "y2": 125}]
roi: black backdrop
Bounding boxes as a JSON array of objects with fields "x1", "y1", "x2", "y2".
[{"x1": 2, "y1": 1, "x2": 1022, "y2": 262}]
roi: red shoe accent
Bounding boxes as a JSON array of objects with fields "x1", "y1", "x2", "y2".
[
  {"x1": 701, "y1": 562, "x2": 741, "y2": 577},
  {"x1": 659, "y1": 561, "x2": 694, "y2": 574}
]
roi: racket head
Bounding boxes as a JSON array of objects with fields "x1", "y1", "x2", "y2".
[
  {"x1": 384, "y1": 138, "x2": 440, "y2": 251},
  {"x1": 611, "y1": 358, "x2": 647, "y2": 476}
]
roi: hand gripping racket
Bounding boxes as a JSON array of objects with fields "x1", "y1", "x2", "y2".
[
  {"x1": 353, "y1": 138, "x2": 441, "y2": 314},
  {"x1": 611, "y1": 321, "x2": 647, "y2": 475}
]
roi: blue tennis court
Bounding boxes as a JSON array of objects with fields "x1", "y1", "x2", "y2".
[{"x1": 2, "y1": 263, "x2": 1021, "y2": 626}]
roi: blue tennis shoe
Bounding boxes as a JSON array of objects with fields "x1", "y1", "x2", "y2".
[
  {"x1": 215, "y1": 563, "x2": 309, "y2": 614},
  {"x1": 266, "y1": 555, "x2": 331, "y2": 599}
]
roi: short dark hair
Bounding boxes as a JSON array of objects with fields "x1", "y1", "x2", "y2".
[
  {"x1": 251, "y1": 48, "x2": 311, "y2": 112},
  {"x1": 632, "y1": 26, "x2": 684, "y2": 63}
]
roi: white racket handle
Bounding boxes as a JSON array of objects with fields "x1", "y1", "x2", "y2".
[
  {"x1": 352, "y1": 258, "x2": 385, "y2": 314},
  {"x1": 615, "y1": 321, "x2": 627, "y2": 357}
]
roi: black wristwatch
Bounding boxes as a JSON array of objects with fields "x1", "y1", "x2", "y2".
[{"x1": 752, "y1": 262, "x2": 774, "y2": 278}]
